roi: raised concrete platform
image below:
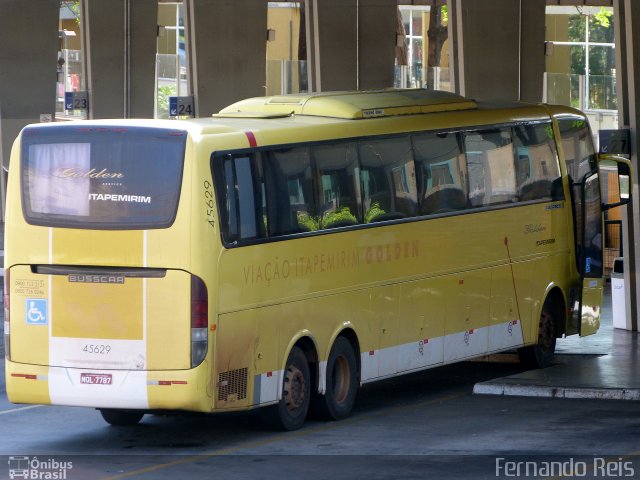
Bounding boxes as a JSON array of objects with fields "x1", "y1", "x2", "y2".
[{"x1": 474, "y1": 287, "x2": 640, "y2": 400}]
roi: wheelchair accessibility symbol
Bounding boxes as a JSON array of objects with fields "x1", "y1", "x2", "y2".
[{"x1": 26, "y1": 299, "x2": 48, "y2": 325}]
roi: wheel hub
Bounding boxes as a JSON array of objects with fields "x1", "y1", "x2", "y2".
[
  {"x1": 333, "y1": 355, "x2": 350, "y2": 404},
  {"x1": 283, "y1": 365, "x2": 306, "y2": 411},
  {"x1": 539, "y1": 311, "x2": 555, "y2": 350}
]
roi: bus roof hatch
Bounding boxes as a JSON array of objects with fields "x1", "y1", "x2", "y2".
[{"x1": 216, "y1": 89, "x2": 478, "y2": 120}]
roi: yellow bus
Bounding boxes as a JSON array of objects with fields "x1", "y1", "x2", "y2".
[{"x1": 4, "y1": 89, "x2": 631, "y2": 430}]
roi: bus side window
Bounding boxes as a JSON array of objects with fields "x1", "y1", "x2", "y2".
[
  {"x1": 263, "y1": 147, "x2": 316, "y2": 234},
  {"x1": 359, "y1": 136, "x2": 417, "y2": 222},
  {"x1": 464, "y1": 128, "x2": 516, "y2": 207},
  {"x1": 513, "y1": 123, "x2": 562, "y2": 201},
  {"x1": 412, "y1": 131, "x2": 467, "y2": 215},
  {"x1": 312, "y1": 142, "x2": 360, "y2": 229},
  {"x1": 559, "y1": 118, "x2": 597, "y2": 183},
  {"x1": 222, "y1": 157, "x2": 239, "y2": 242},
  {"x1": 217, "y1": 154, "x2": 265, "y2": 244}
]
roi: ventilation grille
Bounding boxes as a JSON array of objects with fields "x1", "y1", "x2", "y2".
[{"x1": 218, "y1": 368, "x2": 248, "y2": 402}]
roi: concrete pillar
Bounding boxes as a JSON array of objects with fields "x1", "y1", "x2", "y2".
[
  {"x1": 0, "y1": 0, "x2": 59, "y2": 219},
  {"x1": 450, "y1": 0, "x2": 545, "y2": 102},
  {"x1": 614, "y1": 0, "x2": 640, "y2": 331},
  {"x1": 81, "y1": 0, "x2": 158, "y2": 119},
  {"x1": 305, "y1": 0, "x2": 396, "y2": 92},
  {"x1": 358, "y1": 0, "x2": 397, "y2": 91},
  {"x1": 184, "y1": 0, "x2": 268, "y2": 116},
  {"x1": 519, "y1": 0, "x2": 546, "y2": 103}
]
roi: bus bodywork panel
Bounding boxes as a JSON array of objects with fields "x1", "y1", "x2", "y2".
[
  {"x1": 213, "y1": 202, "x2": 570, "y2": 408},
  {"x1": 8, "y1": 266, "x2": 191, "y2": 370},
  {"x1": 5, "y1": 125, "x2": 215, "y2": 412}
]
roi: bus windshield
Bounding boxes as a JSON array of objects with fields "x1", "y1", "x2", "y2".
[{"x1": 20, "y1": 125, "x2": 186, "y2": 229}]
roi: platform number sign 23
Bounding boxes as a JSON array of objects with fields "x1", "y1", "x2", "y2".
[
  {"x1": 169, "y1": 96, "x2": 195, "y2": 118},
  {"x1": 64, "y1": 91, "x2": 88, "y2": 110}
]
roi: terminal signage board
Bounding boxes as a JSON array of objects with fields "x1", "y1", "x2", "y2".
[
  {"x1": 64, "y1": 91, "x2": 88, "y2": 111},
  {"x1": 598, "y1": 129, "x2": 630, "y2": 155},
  {"x1": 169, "y1": 96, "x2": 195, "y2": 118}
]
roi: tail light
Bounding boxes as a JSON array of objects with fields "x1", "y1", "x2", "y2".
[
  {"x1": 3, "y1": 269, "x2": 10, "y2": 360},
  {"x1": 190, "y1": 275, "x2": 208, "y2": 367}
]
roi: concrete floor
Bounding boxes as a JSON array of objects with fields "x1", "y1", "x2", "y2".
[{"x1": 475, "y1": 287, "x2": 640, "y2": 400}]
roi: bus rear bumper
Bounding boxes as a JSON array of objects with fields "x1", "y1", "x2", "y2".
[{"x1": 5, "y1": 360, "x2": 212, "y2": 412}]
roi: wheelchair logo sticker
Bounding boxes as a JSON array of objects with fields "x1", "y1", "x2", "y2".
[{"x1": 26, "y1": 299, "x2": 48, "y2": 325}]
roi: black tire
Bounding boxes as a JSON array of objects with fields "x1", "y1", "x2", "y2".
[
  {"x1": 99, "y1": 408, "x2": 144, "y2": 426},
  {"x1": 310, "y1": 336, "x2": 358, "y2": 420},
  {"x1": 261, "y1": 346, "x2": 310, "y2": 431},
  {"x1": 518, "y1": 298, "x2": 557, "y2": 369}
]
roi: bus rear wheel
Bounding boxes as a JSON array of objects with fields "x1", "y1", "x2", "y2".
[
  {"x1": 262, "y1": 346, "x2": 310, "y2": 431},
  {"x1": 518, "y1": 297, "x2": 557, "y2": 369},
  {"x1": 99, "y1": 408, "x2": 144, "y2": 426},
  {"x1": 311, "y1": 336, "x2": 358, "y2": 420}
]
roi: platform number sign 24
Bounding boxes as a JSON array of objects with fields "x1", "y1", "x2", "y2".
[{"x1": 169, "y1": 96, "x2": 195, "y2": 118}]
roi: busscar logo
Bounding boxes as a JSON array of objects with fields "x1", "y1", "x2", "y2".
[
  {"x1": 68, "y1": 274, "x2": 125, "y2": 285},
  {"x1": 8, "y1": 456, "x2": 73, "y2": 479}
]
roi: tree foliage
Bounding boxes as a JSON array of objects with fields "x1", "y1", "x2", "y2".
[
  {"x1": 567, "y1": 8, "x2": 616, "y2": 110},
  {"x1": 568, "y1": 9, "x2": 615, "y2": 76},
  {"x1": 426, "y1": 0, "x2": 448, "y2": 90}
]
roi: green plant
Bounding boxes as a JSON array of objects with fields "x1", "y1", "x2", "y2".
[
  {"x1": 322, "y1": 207, "x2": 357, "y2": 228},
  {"x1": 364, "y1": 202, "x2": 386, "y2": 223},
  {"x1": 297, "y1": 207, "x2": 357, "y2": 231},
  {"x1": 157, "y1": 84, "x2": 177, "y2": 119}
]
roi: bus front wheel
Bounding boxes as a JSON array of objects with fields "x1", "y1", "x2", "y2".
[
  {"x1": 311, "y1": 336, "x2": 358, "y2": 420},
  {"x1": 262, "y1": 346, "x2": 311, "y2": 431},
  {"x1": 518, "y1": 297, "x2": 557, "y2": 369},
  {"x1": 99, "y1": 408, "x2": 144, "y2": 426}
]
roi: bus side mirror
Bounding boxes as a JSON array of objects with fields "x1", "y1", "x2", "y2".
[{"x1": 598, "y1": 155, "x2": 632, "y2": 210}]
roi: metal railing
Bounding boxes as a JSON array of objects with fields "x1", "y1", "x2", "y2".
[
  {"x1": 394, "y1": 65, "x2": 452, "y2": 91},
  {"x1": 265, "y1": 59, "x2": 308, "y2": 95}
]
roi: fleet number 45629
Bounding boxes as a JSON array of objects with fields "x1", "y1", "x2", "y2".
[{"x1": 83, "y1": 344, "x2": 111, "y2": 354}]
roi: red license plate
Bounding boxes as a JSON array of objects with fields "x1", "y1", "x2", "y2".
[{"x1": 80, "y1": 373, "x2": 113, "y2": 385}]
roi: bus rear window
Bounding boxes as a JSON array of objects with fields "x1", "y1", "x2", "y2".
[{"x1": 21, "y1": 125, "x2": 186, "y2": 229}]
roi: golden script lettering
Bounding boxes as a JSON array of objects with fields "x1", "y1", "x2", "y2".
[{"x1": 54, "y1": 167, "x2": 124, "y2": 179}]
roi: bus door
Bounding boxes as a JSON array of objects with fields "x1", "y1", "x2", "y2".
[
  {"x1": 559, "y1": 118, "x2": 633, "y2": 336},
  {"x1": 578, "y1": 171, "x2": 604, "y2": 336},
  {"x1": 558, "y1": 118, "x2": 603, "y2": 336},
  {"x1": 581, "y1": 156, "x2": 634, "y2": 335}
]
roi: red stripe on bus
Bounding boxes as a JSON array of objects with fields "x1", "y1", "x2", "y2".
[
  {"x1": 244, "y1": 131, "x2": 257, "y2": 147},
  {"x1": 11, "y1": 374, "x2": 36, "y2": 380}
]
